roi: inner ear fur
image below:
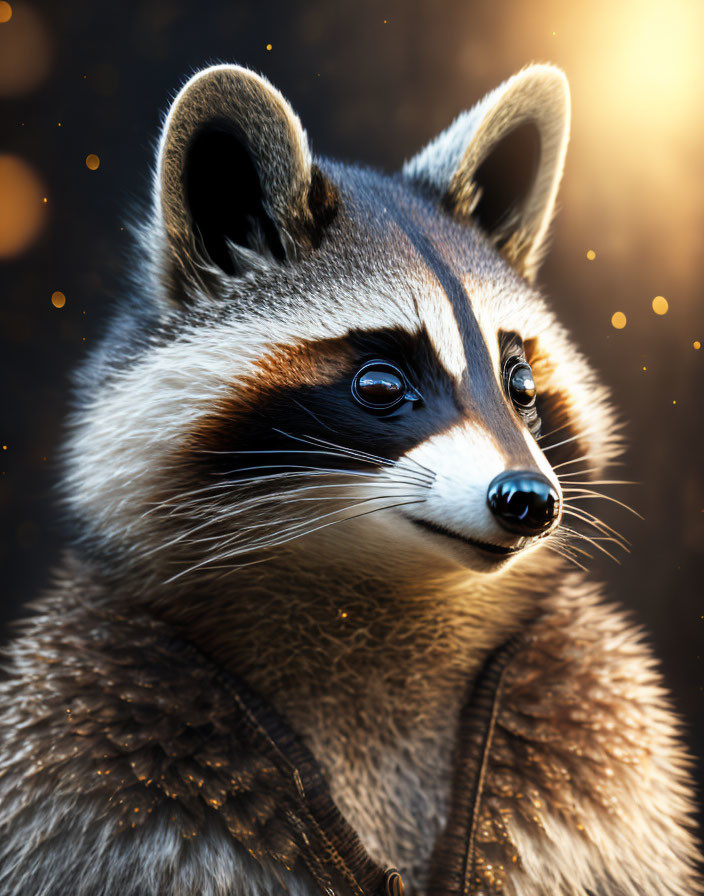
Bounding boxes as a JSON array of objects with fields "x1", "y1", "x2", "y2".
[
  {"x1": 403, "y1": 65, "x2": 570, "y2": 282},
  {"x1": 155, "y1": 65, "x2": 338, "y2": 294}
]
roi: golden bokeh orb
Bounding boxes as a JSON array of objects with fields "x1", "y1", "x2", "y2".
[
  {"x1": 0, "y1": 4, "x2": 51, "y2": 97},
  {"x1": 85, "y1": 153, "x2": 100, "y2": 170},
  {"x1": 586, "y1": 249, "x2": 596, "y2": 260},
  {"x1": 694, "y1": 341, "x2": 701, "y2": 350},
  {"x1": 611, "y1": 311, "x2": 627, "y2": 329},
  {"x1": 0, "y1": 154, "x2": 47, "y2": 258},
  {"x1": 51, "y1": 291, "x2": 66, "y2": 309},
  {"x1": 652, "y1": 295, "x2": 669, "y2": 315},
  {"x1": 266, "y1": 43, "x2": 272, "y2": 51}
]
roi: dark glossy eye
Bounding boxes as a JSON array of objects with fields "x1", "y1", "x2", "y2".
[
  {"x1": 351, "y1": 360, "x2": 420, "y2": 412},
  {"x1": 505, "y1": 358, "x2": 537, "y2": 409}
]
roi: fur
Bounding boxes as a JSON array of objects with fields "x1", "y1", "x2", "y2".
[{"x1": 0, "y1": 63, "x2": 700, "y2": 895}]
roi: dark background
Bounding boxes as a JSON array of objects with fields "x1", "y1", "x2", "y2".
[{"x1": 1, "y1": 0, "x2": 702, "y2": 820}]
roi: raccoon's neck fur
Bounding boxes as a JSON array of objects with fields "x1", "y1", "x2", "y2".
[
  {"x1": 154, "y1": 543, "x2": 550, "y2": 718},
  {"x1": 145, "y1": 537, "x2": 558, "y2": 885}
]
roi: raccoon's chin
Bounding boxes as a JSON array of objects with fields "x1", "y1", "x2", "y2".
[{"x1": 405, "y1": 516, "x2": 531, "y2": 571}]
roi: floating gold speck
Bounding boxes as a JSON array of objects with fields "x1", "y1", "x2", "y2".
[
  {"x1": 85, "y1": 153, "x2": 100, "y2": 170},
  {"x1": 0, "y1": 2, "x2": 12, "y2": 24},
  {"x1": 611, "y1": 312, "x2": 626, "y2": 329},
  {"x1": 586, "y1": 249, "x2": 596, "y2": 260},
  {"x1": 693, "y1": 341, "x2": 701, "y2": 350},
  {"x1": 266, "y1": 43, "x2": 272, "y2": 51},
  {"x1": 51, "y1": 290, "x2": 65, "y2": 308},
  {"x1": 652, "y1": 295, "x2": 668, "y2": 315}
]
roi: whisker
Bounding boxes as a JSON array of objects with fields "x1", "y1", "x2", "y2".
[
  {"x1": 140, "y1": 467, "x2": 421, "y2": 521},
  {"x1": 558, "y1": 473, "x2": 636, "y2": 484},
  {"x1": 553, "y1": 456, "x2": 598, "y2": 470},
  {"x1": 562, "y1": 507, "x2": 629, "y2": 548},
  {"x1": 197, "y1": 490, "x2": 421, "y2": 554},
  {"x1": 149, "y1": 471, "x2": 429, "y2": 519},
  {"x1": 561, "y1": 489, "x2": 643, "y2": 518},
  {"x1": 551, "y1": 536, "x2": 593, "y2": 561},
  {"x1": 289, "y1": 397, "x2": 338, "y2": 434},
  {"x1": 167, "y1": 489, "x2": 422, "y2": 549},
  {"x1": 162, "y1": 497, "x2": 424, "y2": 584},
  {"x1": 560, "y1": 526, "x2": 625, "y2": 563},
  {"x1": 562, "y1": 503, "x2": 628, "y2": 541},
  {"x1": 542, "y1": 543, "x2": 588, "y2": 572},
  {"x1": 536, "y1": 418, "x2": 580, "y2": 443},
  {"x1": 541, "y1": 432, "x2": 589, "y2": 453},
  {"x1": 143, "y1": 478, "x2": 425, "y2": 555},
  {"x1": 283, "y1": 430, "x2": 436, "y2": 482},
  {"x1": 197, "y1": 446, "x2": 432, "y2": 486}
]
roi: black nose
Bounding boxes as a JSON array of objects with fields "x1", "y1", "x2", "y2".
[{"x1": 487, "y1": 470, "x2": 560, "y2": 536}]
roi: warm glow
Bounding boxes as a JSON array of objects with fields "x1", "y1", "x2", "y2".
[
  {"x1": 0, "y1": 154, "x2": 47, "y2": 258},
  {"x1": 611, "y1": 312, "x2": 627, "y2": 329},
  {"x1": 606, "y1": 3, "x2": 699, "y2": 120},
  {"x1": 652, "y1": 295, "x2": 669, "y2": 315},
  {"x1": 51, "y1": 291, "x2": 66, "y2": 309},
  {"x1": 85, "y1": 153, "x2": 100, "y2": 170},
  {"x1": 266, "y1": 43, "x2": 272, "y2": 51},
  {"x1": 586, "y1": 249, "x2": 596, "y2": 260},
  {"x1": 694, "y1": 341, "x2": 701, "y2": 350},
  {"x1": 0, "y1": 2, "x2": 12, "y2": 24},
  {"x1": 553, "y1": 0, "x2": 704, "y2": 304}
]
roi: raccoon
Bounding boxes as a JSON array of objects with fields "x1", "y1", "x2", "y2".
[{"x1": 0, "y1": 63, "x2": 700, "y2": 896}]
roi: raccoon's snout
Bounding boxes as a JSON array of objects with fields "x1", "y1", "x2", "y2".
[{"x1": 487, "y1": 471, "x2": 560, "y2": 537}]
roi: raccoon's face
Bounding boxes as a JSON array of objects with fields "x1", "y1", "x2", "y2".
[{"x1": 66, "y1": 65, "x2": 619, "y2": 588}]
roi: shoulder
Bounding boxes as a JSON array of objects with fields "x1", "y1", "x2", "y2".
[
  {"x1": 481, "y1": 578, "x2": 702, "y2": 895},
  {"x1": 0, "y1": 557, "x2": 318, "y2": 896}
]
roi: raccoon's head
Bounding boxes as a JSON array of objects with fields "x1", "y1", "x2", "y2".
[{"x1": 66, "y1": 64, "x2": 619, "y2": 593}]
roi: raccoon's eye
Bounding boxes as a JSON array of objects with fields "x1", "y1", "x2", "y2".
[
  {"x1": 505, "y1": 358, "x2": 537, "y2": 409},
  {"x1": 351, "y1": 361, "x2": 420, "y2": 412}
]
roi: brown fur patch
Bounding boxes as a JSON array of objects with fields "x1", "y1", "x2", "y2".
[
  {"x1": 185, "y1": 336, "x2": 354, "y2": 454},
  {"x1": 525, "y1": 336, "x2": 588, "y2": 471}
]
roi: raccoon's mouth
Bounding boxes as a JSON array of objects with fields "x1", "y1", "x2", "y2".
[{"x1": 410, "y1": 518, "x2": 524, "y2": 555}]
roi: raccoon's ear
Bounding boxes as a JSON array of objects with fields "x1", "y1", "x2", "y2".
[
  {"x1": 403, "y1": 65, "x2": 569, "y2": 282},
  {"x1": 154, "y1": 64, "x2": 338, "y2": 299}
]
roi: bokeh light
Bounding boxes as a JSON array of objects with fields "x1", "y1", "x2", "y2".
[
  {"x1": 0, "y1": 3, "x2": 51, "y2": 97},
  {"x1": 611, "y1": 312, "x2": 627, "y2": 329},
  {"x1": 0, "y1": 154, "x2": 47, "y2": 258},
  {"x1": 694, "y1": 341, "x2": 701, "y2": 350},
  {"x1": 51, "y1": 291, "x2": 65, "y2": 309},
  {"x1": 652, "y1": 295, "x2": 669, "y2": 315},
  {"x1": 0, "y1": 2, "x2": 12, "y2": 24},
  {"x1": 85, "y1": 154, "x2": 100, "y2": 171},
  {"x1": 586, "y1": 249, "x2": 596, "y2": 260}
]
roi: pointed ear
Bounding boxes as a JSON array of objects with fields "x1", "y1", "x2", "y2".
[
  {"x1": 403, "y1": 65, "x2": 569, "y2": 282},
  {"x1": 154, "y1": 64, "x2": 338, "y2": 302}
]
